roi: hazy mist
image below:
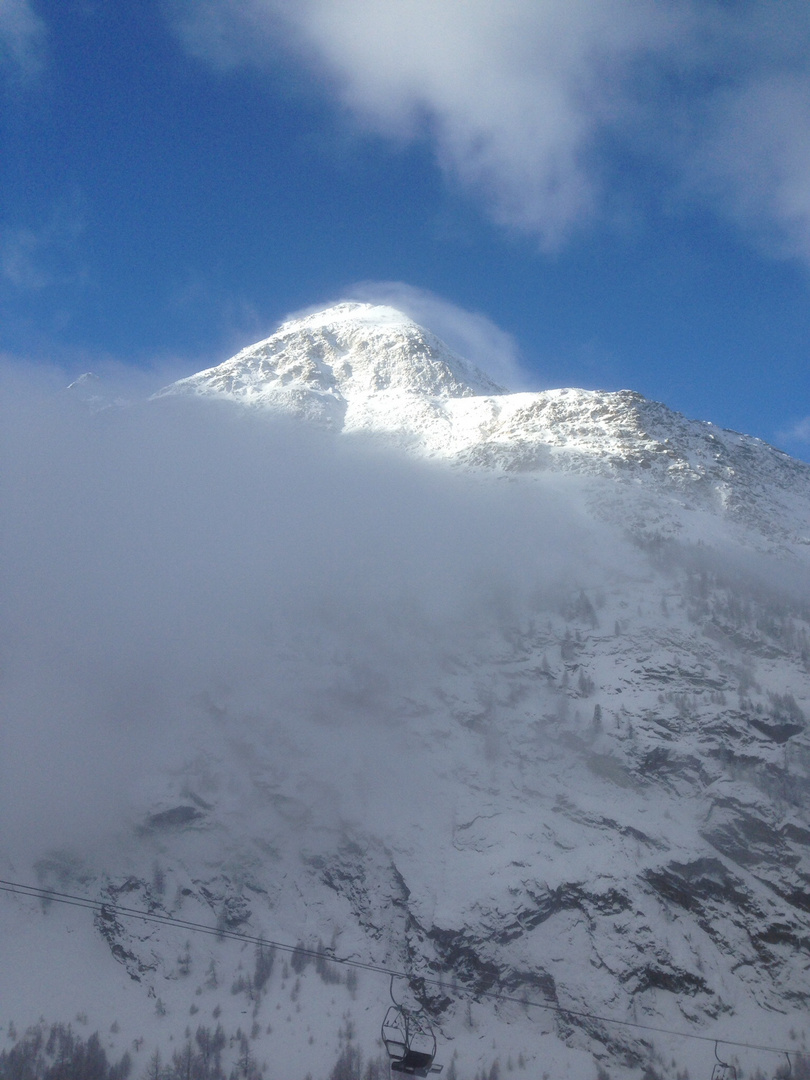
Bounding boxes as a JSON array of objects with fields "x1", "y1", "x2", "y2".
[{"x1": 1, "y1": 369, "x2": 628, "y2": 863}]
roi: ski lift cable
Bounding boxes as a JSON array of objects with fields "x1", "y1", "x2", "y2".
[{"x1": 0, "y1": 877, "x2": 798, "y2": 1063}]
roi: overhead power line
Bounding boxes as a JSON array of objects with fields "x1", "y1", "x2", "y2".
[{"x1": 0, "y1": 877, "x2": 800, "y2": 1063}]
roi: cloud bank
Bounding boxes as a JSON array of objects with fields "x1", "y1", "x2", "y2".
[
  {"x1": 170, "y1": 0, "x2": 810, "y2": 260},
  {"x1": 0, "y1": 366, "x2": 610, "y2": 861},
  {"x1": 4, "y1": 358, "x2": 808, "y2": 877}
]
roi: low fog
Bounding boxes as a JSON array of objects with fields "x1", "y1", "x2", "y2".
[
  {"x1": 6, "y1": 365, "x2": 809, "y2": 879},
  {"x1": 1, "y1": 368, "x2": 630, "y2": 863}
]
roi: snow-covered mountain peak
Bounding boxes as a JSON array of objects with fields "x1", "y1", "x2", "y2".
[
  {"x1": 275, "y1": 300, "x2": 419, "y2": 333},
  {"x1": 162, "y1": 301, "x2": 506, "y2": 426},
  {"x1": 160, "y1": 307, "x2": 810, "y2": 556}
]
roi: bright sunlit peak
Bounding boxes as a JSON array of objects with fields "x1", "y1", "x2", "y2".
[{"x1": 278, "y1": 301, "x2": 417, "y2": 333}]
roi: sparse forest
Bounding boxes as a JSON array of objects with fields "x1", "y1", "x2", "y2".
[
  {"x1": 0, "y1": 1023, "x2": 131, "y2": 1080},
  {"x1": 3, "y1": 1020, "x2": 805, "y2": 1080}
]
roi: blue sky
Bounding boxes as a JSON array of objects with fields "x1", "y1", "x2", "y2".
[{"x1": 2, "y1": 0, "x2": 810, "y2": 458}]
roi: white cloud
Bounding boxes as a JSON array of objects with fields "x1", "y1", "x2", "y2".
[
  {"x1": 0, "y1": 0, "x2": 45, "y2": 79},
  {"x1": 779, "y1": 416, "x2": 810, "y2": 445},
  {"x1": 1, "y1": 202, "x2": 85, "y2": 291},
  {"x1": 0, "y1": 361, "x2": 608, "y2": 855},
  {"x1": 170, "y1": 0, "x2": 280, "y2": 71},
  {"x1": 170, "y1": 0, "x2": 810, "y2": 263},
  {"x1": 171, "y1": 0, "x2": 683, "y2": 248},
  {"x1": 1, "y1": 225, "x2": 50, "y2": 288},
  {"x1": 692, "y1": 71, "x2": 810, "y2": 261}
]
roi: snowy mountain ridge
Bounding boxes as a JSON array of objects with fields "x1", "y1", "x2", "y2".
[{"x1": 162, "y1": 302, "x2": 810, "y2": 556}]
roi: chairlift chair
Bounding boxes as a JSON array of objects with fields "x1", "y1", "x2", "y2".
[
  {"x1": 710, "y1": 1042, "x2": 737, "y2": 1080},
  {"x1": 711, "y1": 1066, "x2": 737, "y2": 1080},
  {"x1": 382, "y1": 977, "x2": 442, "y2": 1078}
]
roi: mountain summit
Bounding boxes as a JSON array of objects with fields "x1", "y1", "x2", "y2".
[{"x1": 163, "y1": 301, "x2": 506, "y2": 429}]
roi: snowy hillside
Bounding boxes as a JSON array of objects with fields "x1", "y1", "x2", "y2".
[{"x1": 3, "y1": 304, "x2": 810, "y2": 1080}]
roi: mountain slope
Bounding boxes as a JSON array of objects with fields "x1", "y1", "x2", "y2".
[{"x1": 3, "y1": 304, "x2": 810, "y2": 1080}]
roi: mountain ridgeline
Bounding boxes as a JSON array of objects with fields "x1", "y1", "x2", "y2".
[{"x1": 4, "y1": 303, "x2": 810, "y2": 1080}]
